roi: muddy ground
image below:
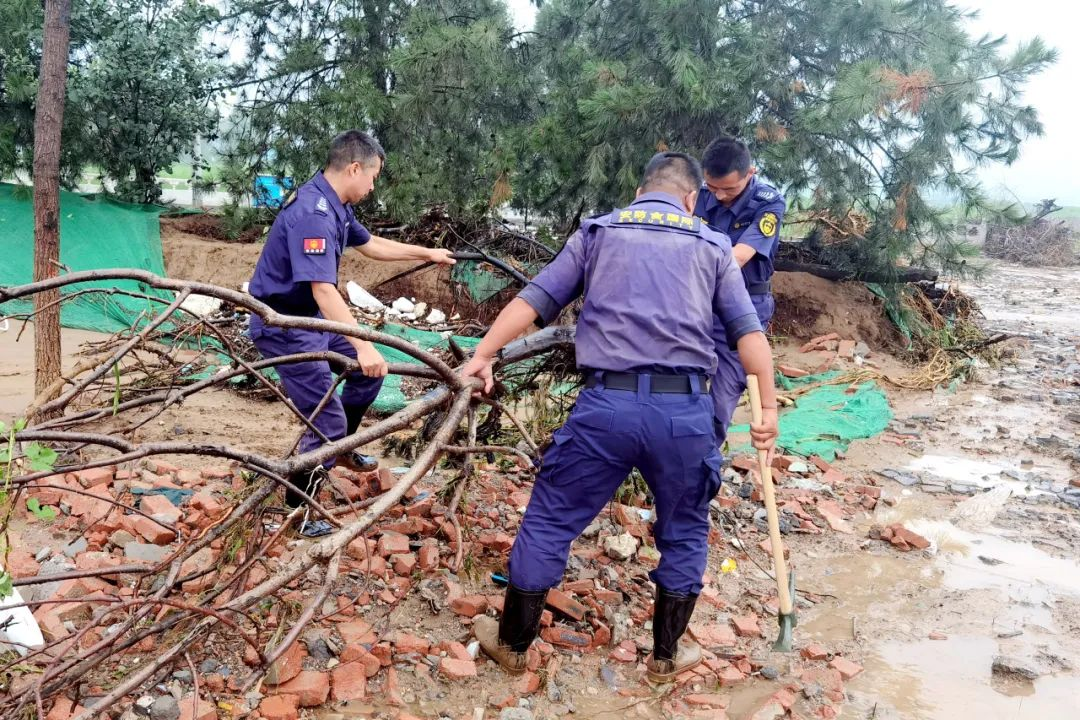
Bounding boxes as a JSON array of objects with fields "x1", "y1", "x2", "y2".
[{"x1": 1, "y1": 229, "x2": 1078, "y2": 720}]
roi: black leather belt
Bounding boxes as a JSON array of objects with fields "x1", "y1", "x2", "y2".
[
  {"x1": 584, "y1": 371, "x2": 709, "y2": 394},
  {"x1": 746, "y1": 281, "x2": 771, "y2": 295}
]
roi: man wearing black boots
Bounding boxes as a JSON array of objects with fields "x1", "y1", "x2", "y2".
[
  {"x1": 247, "y1": 130, "x2": 454, "y2": 514},
  {"x1": 460, "y1": 152, "x2": 779, "y2": 681}
]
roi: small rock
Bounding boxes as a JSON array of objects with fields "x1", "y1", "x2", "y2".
[
  {"x1": 992, "y1": 655, "x2": 1042, "y2": 680},
  {"x1": 760, "y1": 666, "x2": 780, "y2": 680},
  {"x1": 63, "y1": 537, "x2": 88, "y2": 558},
  {"x1": 602, "y1": 533, "x2": 638, "y2": 561},
  {"x1": 391, "y1": 297, "x2": 415, "y2": 313},
  {"x1": 125, "y1": 543, "x2": 170, "y2": 563},
  {"x1": 35, "y1": 547, "x2": 51, "y2": 562},
  {"x1": 171, "y1": 670, "x2": 193, "y2": 683},
  {"x1": 198, "y1": 660, "x2": 219, "y2": 674},
  {"x1": 499, "y1": 708, "x2": 533, "y2": 720},
  {"x1": 149, "y1": 696, "x2": 180, "y2": 720}
]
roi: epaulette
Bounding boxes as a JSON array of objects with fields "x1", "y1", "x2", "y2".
[
  {"x1": 611, "y1": 207, "x2": 700, "y2": 232},
  {"x1": 753, "y1": 184, "x2": 781, "y2": 203}
]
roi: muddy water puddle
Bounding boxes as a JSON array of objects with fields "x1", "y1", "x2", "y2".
[{"x1": 850, "y1": 636, "x2": 1080, "y2": 719}]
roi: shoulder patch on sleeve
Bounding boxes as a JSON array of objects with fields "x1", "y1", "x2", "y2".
[
  {"x1": 303, "y1": 237, "x2": 327, "y2": 255},
  {"x1": 758, "y1": 212, "x2": 778, "y2": 238},
  {"x1": 612, "y1": 208, "x2": 699, "y2": 232},
  {"x1": 315, "y1": 197, "x2": 329, "y2": 215},
  {"x1": 753, "y1": 187, "x2": 779, "y2": 202}
]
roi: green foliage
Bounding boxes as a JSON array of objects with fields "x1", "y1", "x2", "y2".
[
  {"x1": 26, "y1": 497, "x2": 57, "y2": 522},
  {"x1": 220, "y1": 0, "x2": 537, "y2": 221},
  {"x1": 0, "y1": 0, "x2": 223, "y2": 202}
]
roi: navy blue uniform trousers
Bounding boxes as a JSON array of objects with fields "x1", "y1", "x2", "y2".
[
  {"x1": 249, "y1": 314, "x2": 384, "y2": 460},
  {"x1": 509, "y1": 376, "x2": 722, "y2": 595}
]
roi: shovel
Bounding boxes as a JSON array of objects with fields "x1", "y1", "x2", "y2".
[{"x1": 746, "y1": 374, "x2": 797, "y2": 652}]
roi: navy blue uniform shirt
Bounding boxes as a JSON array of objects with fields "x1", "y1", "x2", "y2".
[
  {"x1": 517, "y1": 192, "x2": 761, "y2": 376},
  {"x1": 695, "y1": 175, "x2": 784, "y2": 320},
  {"x1": 249, "y1": 171, "x2": 371, "y2": 315}
]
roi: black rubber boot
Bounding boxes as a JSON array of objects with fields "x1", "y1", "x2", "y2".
[
  {"x1": 341, "y1": 404, "x2": 378, "y2": 472},
  {"x1": 284, "y1": 465, "x2": 329, "y2": 510},
  {"x1": 646, "y1": 587, "x2": 702, "y2": 682},
  {"x1": 475, "y1": 585, "x2": 547, "y2": 674}
]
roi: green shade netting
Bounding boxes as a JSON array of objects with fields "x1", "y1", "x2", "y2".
[
  {"x1": 0, "y1": 183, "x2": 172, "y2": 332},
  {"x1": 452, "y1": 258, "x2": 542, "y2": 303},
  {"x1": 729, "y1": 371, "x2": 893, "y2": 461}
]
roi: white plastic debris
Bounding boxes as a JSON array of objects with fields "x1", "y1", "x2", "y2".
[
  {"x1": 241, "y1": 282, "x2": 250, "y2": 293},
  {"x1": 426, "y1": 308, "x2": 447, "y2": 324},
  {"x1": 0, "y1": 583, "x2": 45, "y2": 656},
  {"x1": 346, "y1": 281, "x2": 386, "y2": 312},
  {"x1": 391, "y1": 297, "x2": 416, "y2": 313},
  {"x1": 412, "y1": 302, "x2": 428, "y2": 318},
  {"x1": 179, "y1": 293, "x2": 222, "y2": 317}
]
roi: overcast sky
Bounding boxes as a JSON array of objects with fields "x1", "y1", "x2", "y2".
[{"x1": 506, "y1": 0, "x2": 1078, "y2": 205}]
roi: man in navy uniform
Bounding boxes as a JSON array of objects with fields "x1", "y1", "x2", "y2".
[
  {"x1": 460, "y1": 152, "x2": 779, "y2": 682},
  {"x1": 248, "y1": 130, "x2": 454, "y2": 508},
  {"x1": 695, "y1": 136, "x2": 785, "y2": 448}
]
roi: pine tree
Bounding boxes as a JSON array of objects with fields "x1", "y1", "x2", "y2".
[{"x1": 522, "y1": 0, "x2": 1055, "y2": 272}]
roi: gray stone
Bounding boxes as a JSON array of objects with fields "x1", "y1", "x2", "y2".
[
  {"x1": 35, "y1": 547, "x2": 51, "y2": 562},
  {"x1": 125, "y1": 543, "x2": 170, "y2": 563},
  {"x1": 760, "y1": 666, "x2": 780, "y2": 680},
  {"x1": 62, "y1": 537, "x2": 88, "y2": 558},
  {"x1": 500, "y1": 708, "x2": 534, "y2": 720},
  {"x1": 134, "y1": 696, "x2": 155, "y2": 717},
  {"x1": 877, "y1": 468, "x2": 919, "y2": 487},
  {"x1": 803, "y1": 682, "x2": 824, "y2": 700},
  {"x1": 198, "y1": 659, "x2": 219, "y2": 674},
  {"x1": 171, "y1": 670, "x2": 193, "y2": 683},
  {"x1": 304, "y1": 634, "x2": 334, "y2": 662},
  {"x1": 110, "y1": 530, "x2": 138, "y2": 548},
  {"x1": 992, "y1": 655, "x2": 1042, "y2": 681},
  {"x1": 149, "y1": 695, "x2": 180, "y2": 720}
]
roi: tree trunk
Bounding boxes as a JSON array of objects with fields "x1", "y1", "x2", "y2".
[{"x1": 31, "y1": 0, "x2": 72, "y2": 416}]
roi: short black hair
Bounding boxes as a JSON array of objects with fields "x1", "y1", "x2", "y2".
[
  {"x1": 701, "y1": 136, "x2": 751, "y2": 178},
  {"x1": 640, "y1": 152, "x2": 703, "y2": 195},
  {"x1": 326, "y1": 130, "x2": 385, "y2": 171}
]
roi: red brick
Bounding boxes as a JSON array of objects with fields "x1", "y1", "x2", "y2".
[
  {"x1": 929, "y1": 631, "x2": 948, "y2": 641},
  {"x1": 450, "y1": 594, "x2": 488, "y2": 618},
  {"x1": 66, "y1": 485, "x2": 113, "y2": 517},
  {"x1": 76, "y1": 466, "x2": 115, "y2": 488},
  {"x1": 440, "y1": 641, "x2": 472, "y2": 662},
  {"x1": 855, "y1": 485, "x2": 882, "y2": 499},
  {"x1": 330, "y1": 662, "x2": 367, "y2": 701},
  {"x1": 404, "y1": 497, "x2": 434, "y2": 517},
  {"x1": 130, "y1": 516, "x2": 176, "y2": 545},
  {"x1": 685, "y1": 694, "x2": 729, "y2": 708},
  {"x1": 46, "y1": 699, "x2": 88, "y2": 720},
  {"x1": 562, "y1": 579, "x2": 594, "y2": 594},
  {"x1": 7, "y1": 549, "x2": 40, "y2": 578},
  {"x1": 801, "y1": 667, "x2": 844, "y2": 701},
  {"x1": 190, "y1": 491, "x2": 223, "y2": 517},
  {"x1": 391, "y1": 553, "x2": 417, "y2": 576},
  {"x1": 382, "y1": 518, "x2": 422, "y2": 535},
  {"x1": 801, "y1": 643, "x2": 830, "y2": 661},
  {"x1": 140, "y1": 493, "x2": 181, "y2": 523},
  {"x1": 370, "y1": 642, "x2": 393, "y2": 666},
  {"x1": 516, "y1": 670, "x2": 541, "y2": 694},
  {"x1": 376, "y1": 467, "x2": 396, "y2": 492},
  {"x1": 438, "y1": 657, "x2": 477, "y2": 680},
  {"x1": 346, "y1": 537, "x2": 376, "y2": 560},
  {"x1": 393, "y1": 632, "x2": 430, "y2": 655},
  {"x1": 829, "y1": 656, "x2": 863, "y2": 680},
  {"x1": 732, "y1": 614, "x2": 762, "y2": 638},
  {"x1": 591, "y1": 621, "x2": 611, "y2": 648},
  {"x1": 777, "y1": 364, "x2": 809, "y2": 378},
  {"x1": 418, "y1": 543, "x2": 439, "y2": 571},
  {"x1": 265, "y1": 641, "x2": 306, "y2": 685},
  {"x1": 799, "y1": 333, "x2": 839, "y2": 353},
  {"x1": 891, "y1": 526, "x2": 930, "y2": 550},
  {"x1": 477, "y1": 530, "x2": 513, "y2": 552},
  {"x1": 200, "y1": 466, "x2": 232, "y2": 480},
  {"x1": 178, "y1": 695, "x2": 218, "y2": 720},
  {"x1": 748, "y1": 699, "x2": 786, "y2": 720},
  {"x1": 377, "y1": 532, "x2": 410, "y2": 557},
  {"x1": 275, "y1": 670, "x2": 330, "y2": 707},
  {"x1": 540, "y1": 626, "x2": 591, "y2": 649},
  {"x1": 545, "y1": 588, "x2": 586, "y2": 621},
  {"x1": 718, "y1": 666, "x2": 746, "y2": 686},
  {"x1": 609, "y1": 645, "x2": 636, "y2": 663},
  {"x1": 594, "y1": 589, "x2": 622, "y2": 604},
  {"x1": 259, "y1": 694, "x2": 300, "y2": 720},
  {"x1": 818, "y1": 706, "x2": 839, "y2": 719},
  {"x1": 338, "y1": 619, "x2": 377, "y2": 646},
  {"x1": 837, "y1": 340, "x2": 856, "y2": 360}
]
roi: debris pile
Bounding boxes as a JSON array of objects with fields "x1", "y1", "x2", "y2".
[{"x1": 985, "y1": 217, "x2": 1077, "y2": 267}]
